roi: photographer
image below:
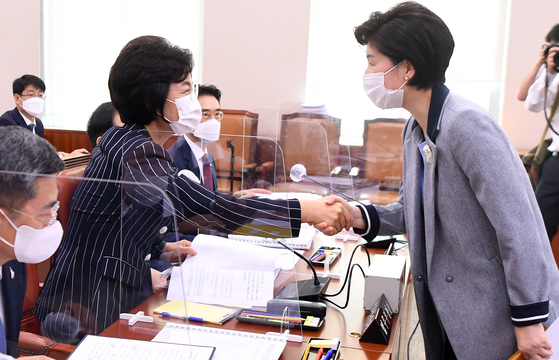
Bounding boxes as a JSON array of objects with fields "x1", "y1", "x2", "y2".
[{"x1": 522, "y1": 24, "x2": 559, "y2": 241}]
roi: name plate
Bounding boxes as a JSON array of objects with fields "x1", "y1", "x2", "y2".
[{"x1": 359, "y1": 293, "x2": 394, "y2": 345}]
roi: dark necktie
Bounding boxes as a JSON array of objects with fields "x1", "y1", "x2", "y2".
[
  {"x1": 202, "y1": 154, "x2": 214, "y2": 190},
  {"x1": 27, "y1": 123, "x2": 35, "y2": 133}
]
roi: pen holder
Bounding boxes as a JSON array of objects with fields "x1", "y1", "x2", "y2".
[
  {"x1": 359, "y1": 294, "x2": 394, "y2": 345},
  {"x1": 300, "y1": 337, "x2": 340, "y2": 360}
]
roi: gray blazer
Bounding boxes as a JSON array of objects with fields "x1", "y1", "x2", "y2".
[{"x1": 356, "y1": 88, "x2": 559, "y2": 359}]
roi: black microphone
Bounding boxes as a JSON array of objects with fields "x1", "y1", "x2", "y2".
[
  {"x1": 290, "y1": 164, "x2": 366, "y2": 205},
  {"x1": 269, "y1": 238, "x2": 331, "y2": 302}
]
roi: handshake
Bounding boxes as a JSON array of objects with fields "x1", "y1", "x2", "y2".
[{"x1": 299, "y1": 196, "x2": 366, "y2": 236}]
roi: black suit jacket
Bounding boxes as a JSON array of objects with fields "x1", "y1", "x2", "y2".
[
  {"x1": 1, "y1": 260, "x2": 26, "y2": 357},
  {"x1": 167, "y1": 136, "x2": 218, "y2": 191},
  {"x1": 0, "y1": 107, "x2": 45, "y2": 138},
  {"x1": 35, "y1": 124, "x2": 301, "y2": 338}
]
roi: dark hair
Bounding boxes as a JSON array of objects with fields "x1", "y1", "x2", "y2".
[
  {"x1": 108, "y1": 36, "x2": 194, "y2": 125},
  {"x1": 546, "y1": 24, "x2": 559, "y2": 43},
  {"x1": 13, "y1": 74, "x2": 46, "y2": 95},
  {"x1": 198, "y1": 84, "x2": 222, "y2": 104},
  {"x1": 354, "y1": 1, "x2": 454, "y2": 90},
  {"x1": 86, "y1": 102, "x2": 116, "y2": 147},
  {"x1": 0, "y1": 127, "x2": 64, "y2": 211}
]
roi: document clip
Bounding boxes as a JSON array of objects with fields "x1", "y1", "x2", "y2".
[
  {"x1": 266, "y1": 307, "x2": 303, "y2": 342},
  {"x1": 266, "y1": 329, "x2": 303, "y2": 343},
  {"x1": 316, "y1": 253, "x2": 340, "y2": 280},
  {"x1": 334, "y1": 229, "x2": 360, "y2": 242},
  {"x1": 119, "y1": 311, "x2": 154, "y2": 326}
]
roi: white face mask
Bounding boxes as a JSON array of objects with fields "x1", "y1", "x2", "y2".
[
  {"x1": 193, "y1": 118, "x2": 221, "y2": 143},
  {"x1": 363, "y1": 62, "x2": 407, "y2": 109},
  {"x1": 0, "y1": 209, "x2": 63, "y2": 264},
  {"x1": 20, "y1": 96, "x2": 44, "y2": 117},
  {"x1": 162, "y1": 95, "x2": 202, "y2": 135}
]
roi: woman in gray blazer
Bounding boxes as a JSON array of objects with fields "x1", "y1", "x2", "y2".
[{"x1": 337, "y1": 2, "x2": 559, "y2": 359}]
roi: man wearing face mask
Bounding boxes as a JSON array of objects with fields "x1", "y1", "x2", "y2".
[
  {"x1": 167, "y1": 84, "x2": 222, "y2": 191},
  {"x1": 0, "y1": 75, "x2": 46, "y2": 137},
  {"x1": 0, "y1": 75, "x2": 89, "y2": 159},
  {"x1": 0, "y1": 126, "x2": 65, "y2": 360}
]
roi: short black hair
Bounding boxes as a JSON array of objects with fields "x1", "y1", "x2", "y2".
[
  {"x1": 354, "y1": 1, "x2": 454, "y2": 90},
  {"x1": 13, "y1": 74, "x2": 46, "y2": 95},
  {"x1": 0, "y1": 127, "x2": 64, "y2": 211},
  {"x1": 546, "y1": 24, "x2": 559, "y2": 43},
  {"x1": 198, "y1": 84, "x2": 222, "y2": 104},
  {"x1": 86, "y1": 102, "x2": 116, "y2": 148},
  {"x1": 108, "y1": 35, "x2": 194, "y2": 126}
]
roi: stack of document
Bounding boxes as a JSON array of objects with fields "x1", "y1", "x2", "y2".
[{"x1": 167, "y1": 235, "x2": 300, "y2": 307}]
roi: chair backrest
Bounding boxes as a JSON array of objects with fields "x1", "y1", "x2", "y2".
[
  {"x1": 279, "y1": 113, "x2": 341, "y2": 177},
  {"x1": 209, "y1": 110, "x2": 258, "y2": 191},
  {"x1": 363, "y1": 118, "x2": 405, "y2": 184}
]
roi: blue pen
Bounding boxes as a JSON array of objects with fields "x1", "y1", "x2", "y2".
[
  {"x1": 160, "y1": 312, "x2": 186, "y2": 320},
  {"x1": 323, "y1": 338, "x2": 339, "y2": 360},
  {"x1": 309, "y1": 249, "x2": 324, "y2": 262}
]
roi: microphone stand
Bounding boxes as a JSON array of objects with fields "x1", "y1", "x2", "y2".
[
  {"x1": 227, "y1": 140, "x2": 235, "y2": 193},
  {"x1": 273, "y1": 239, "x2": 331, "y2": 302}
]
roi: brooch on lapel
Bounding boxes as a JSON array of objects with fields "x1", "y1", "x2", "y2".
[
  {"x1": 9, "y1": 267, "x2": 14, "y2": 279},
  {"x1": 423, "y1": 144, "x2": 433, "y2": 164}
]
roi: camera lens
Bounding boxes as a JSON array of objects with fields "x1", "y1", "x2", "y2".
[{"x1": 545, "y1": 43, "x2": 559, "y2": 72}]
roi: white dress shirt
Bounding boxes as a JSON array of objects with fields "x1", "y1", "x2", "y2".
[{"x1": 525, "y1": 64, "x2": 559, "y2": 151}]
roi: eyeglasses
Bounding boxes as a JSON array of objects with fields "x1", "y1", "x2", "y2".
[
  {"x1": 169, "y1": 84, "x2": 198, "y2": 100},
  {"x1": 202, "y1": 111, "x2": 224, "y2": 121},
  {"x1": 7, "y1": 201, "x2": 59, "y2": 226},
  {"x1": 20, "y1": 94, "x2": 46, "y2": 100}
]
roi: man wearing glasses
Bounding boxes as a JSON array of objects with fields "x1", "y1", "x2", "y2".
[
  {"x1": 0, "y1": 75, "x2": 88, "y2": 159},
  {"x1": 0, "y1": 126, "x2": 65, "y2": 360},
  {"x1": 167, "y1": 84, "x2": 224, "y2": 191},
  {"x1": 0, "y1": 75, "x2": 46, "y2": 137}
]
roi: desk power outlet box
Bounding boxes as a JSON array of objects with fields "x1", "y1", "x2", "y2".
[{"x1": 364, "y1": 254, "x2": 406, "y2": 313}]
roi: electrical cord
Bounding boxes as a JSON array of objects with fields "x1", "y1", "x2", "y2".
[
  {"x1": 322, "y1": 243, "x2": 371, "y2": 297},
  {"x1": 320, "y1": 243, "x2": 371, "y2": 309},
  {"x1": 321, "y1": 263, "x2": 366, "y2": 309},
  {"x1": 407, "y1": 320, "x2": 420, "y2": 360}
]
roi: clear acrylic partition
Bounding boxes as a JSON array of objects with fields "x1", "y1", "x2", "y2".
[
  {"x1": 339, "y1": 118, "x2": 404, "y2": 206},
  {"x1": 132, "y1": 128, "x2": 311, "y2": 346},
  {"x1": 14, "y1": 171, "x2": 184, "y2": 343}
]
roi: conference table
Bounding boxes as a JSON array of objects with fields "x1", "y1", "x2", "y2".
[{"x1": 100, "y1": 233, "x2": 412, "y2": 360}]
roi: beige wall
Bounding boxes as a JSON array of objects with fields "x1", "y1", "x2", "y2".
[
  {"x1": 0, "y1": 0, "x2": 557, "y2": 149},
  {"x1": 0, "y1": 0, "x2": 42, "y2": 113},
  {"x1": 201, "y1": 0, "x2": 311, "y2": 139},
  {"x1": 501, "y1": 0, "x2": 559, "y2": 151}
]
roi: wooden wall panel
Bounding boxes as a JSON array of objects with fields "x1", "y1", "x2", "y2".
[{"x1": 44, "y1": 129, "x2": 93, "y2": 153}]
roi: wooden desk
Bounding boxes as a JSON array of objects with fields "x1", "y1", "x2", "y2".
[{"x1": 100, "y1": 235, "x2": 411, "y2": 359}]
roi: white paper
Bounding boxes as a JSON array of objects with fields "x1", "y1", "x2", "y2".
[
  {"x1": 68, "y1": 335, "x2": 214, "y2": 360},
  {"x1": 167, "y1": 235, "x2": 296, "y2": 307},
  {"x1": 257, "y1": 192, "x2": 322, "y2": 200},
  {"x1": 152, "y1": 323, "x2": 286, "y2": 360}
]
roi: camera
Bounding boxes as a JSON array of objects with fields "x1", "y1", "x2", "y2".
[{"x1": 544, "y1": 43, "x2": 559, "y2": 72}]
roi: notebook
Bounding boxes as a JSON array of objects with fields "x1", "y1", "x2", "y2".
[
  {"x1": 68, "y1": 335, "x2": 214, "y2": 360},
  {"x1": 153, "y1": 299, "x2": 238, "y2": 325},
  {"x1": 152, "y1": 323, "x2": 286, "y2": 360},
  {"x1": 228, "y1": 224, "x2": 316, "y2": 250}
]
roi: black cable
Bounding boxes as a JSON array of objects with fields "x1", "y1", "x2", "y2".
[
  {"x1": 322, "y1": 243, "x2": 370, "y2": 297},
  {"x1": 544, "y1": 71, "x2": 559, "y2": 136},
  {"x1": 320, "y1": 263, "x2": 366, "y2": 309},
  {"x1": 407, "y1": 320, "x2": 420, "y2": 360}
]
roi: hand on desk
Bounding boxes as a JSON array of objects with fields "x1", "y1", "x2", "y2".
[
  {"x1": 300, "y1": 196, "x2": 351, "y2": 236},
  {"x1": 233, "y1": 188, "x2": 272, "y2": 198},
  {"x1": 515, "y1": 323, "x2": 552, "y2": 360},
  {"x1": 161, "y1": 240, "x2": 197, "y2": 263},
  {"x1": 58, "y1": 148, "x2": 90, "y2": 159},
  {"x1": 313, "y1": 197, "x2": 366, "y2": 233},
  {"x1": 151, "y1": 269, "x2": 167, "y2": 293}
]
